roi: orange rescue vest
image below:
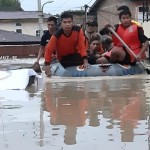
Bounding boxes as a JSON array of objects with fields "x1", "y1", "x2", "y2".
[{"x1": 112, "y1": 24, "x2": 145, "y2": 62}]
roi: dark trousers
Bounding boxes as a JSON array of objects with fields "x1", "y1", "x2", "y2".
[
  {"x1": 59, "y1": 53, "x2": 83, "y2": 68},
  {"x1": 88, "y1": 55, "x2": 97, "y2": 64}
]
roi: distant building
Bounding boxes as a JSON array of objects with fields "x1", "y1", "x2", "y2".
[
  {"x1": 0, "y1": 29, "x2": 40, "y2": 59},
  {"x1": 0, "y1": 11, "x2": 51, "y2": 36},
  {"x1": 89, "y1": 0, "x2": 150, "y2": 31}
]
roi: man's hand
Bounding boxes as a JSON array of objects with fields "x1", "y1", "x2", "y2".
[
  {"x1": 136, "y1": 53, "x2": 142, "y2": 62},
  {"x1": 44, "y1": 65, "x2": 51, "y2": 77},
  {"x1": 31, "y1": 62, "x2": 42, "y2": 73},
  {"x1": 83, "y1": 59, "x2": 90, "y2": 69}
]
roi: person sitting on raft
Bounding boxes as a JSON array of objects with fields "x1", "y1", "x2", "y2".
[
  {"x1": 98, "y1": 10, "x2": 149, "y2": 64},
  {"x1": 96, "y1": 35, "x2": 130, "y2": 64},
  {"x1": 87, "y1": 34, "x2": 104, "y2": 64}
]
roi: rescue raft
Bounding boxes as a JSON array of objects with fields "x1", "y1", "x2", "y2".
[{"x1": 50, "y1": 62, "x2": 145, "y2": 77}]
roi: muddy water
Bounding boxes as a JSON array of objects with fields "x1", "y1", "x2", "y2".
[{"x1": 0, "y1": 74, "x2": 150, "y2": 150}]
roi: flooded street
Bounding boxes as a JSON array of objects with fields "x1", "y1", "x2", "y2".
[
  {"x1": 0, "y1": 58, "x2": 150, "y2": 150},
  {"x1": 0, "y1": 72, "x2": 150, "y2": 150}
]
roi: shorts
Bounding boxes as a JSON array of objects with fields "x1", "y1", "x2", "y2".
[
  {"x1": 59, "y1": 53, "x2": 83, "y2": 68},
  {"x1": 118, "y1": 50, "x2": 131, "y2": 65}
]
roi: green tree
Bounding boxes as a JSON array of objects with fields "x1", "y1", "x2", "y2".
[{"x1": 0, "y1": 0, "x2": 23, "y2": 11}]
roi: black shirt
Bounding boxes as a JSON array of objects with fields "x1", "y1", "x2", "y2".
[
  {"x1": 137, "y1": 27, "x2": 148, "y2": 43},
  {"x1": 40, "y1": 30, "x2": 52, "y2": 46}
]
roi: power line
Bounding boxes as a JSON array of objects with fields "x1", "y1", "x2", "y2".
[
  {"x1": 52, "y1": 0, "x2": 70, "y2": 13},
  {"x1": 87, "y1": 0, "x2": 93, "y2": 5}
]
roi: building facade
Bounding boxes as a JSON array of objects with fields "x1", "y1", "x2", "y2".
[
  {"x1": 89, "y1": 0, "x2": 150, "y2": 31},
  {"x1": 0, "y1": 11, "x2": 50, "y2": 36}
]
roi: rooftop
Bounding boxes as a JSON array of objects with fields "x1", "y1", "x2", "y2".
[{"x1": 0, "y1": 29, "x2": 40, "y2": 45}]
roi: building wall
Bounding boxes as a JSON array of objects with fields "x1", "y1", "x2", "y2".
[
  {"x1": 96, "y1": 0, "x2": 149, "y2": 32},
  {"x1": 0, "y1": 19, "x2": 48, "y2": 36},
  {"x1": 0, "y1": 44, "x2": 40, "y2": 59}
]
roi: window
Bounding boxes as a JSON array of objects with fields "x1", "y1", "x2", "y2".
[
  {"x1": 36, "y1": 30, "x2": 40, "y2": 37},
  {"x1": 139, "y1": 6, "x2": 149, "y2": 12},
  {"x1": 16, "y1": 22, "x2": 22, "y2": 26},
  {"x1": 16, "y1": 29, "x2": 22, "y2": 33},
  {"x1": 138, "y1": 6, "x2": 150, "y2": 23}
]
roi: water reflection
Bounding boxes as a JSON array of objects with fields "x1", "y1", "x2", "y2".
[
  {"x1": 42, "y1": 78, "x2": 149, "y2": 148},
  {"x1": 0, "y1": 76, "x2": 150, "y2": 149}
]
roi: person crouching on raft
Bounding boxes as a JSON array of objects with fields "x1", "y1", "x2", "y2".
[{"x1": 44, "y1": 11, "x2": 89, "y2": 77}]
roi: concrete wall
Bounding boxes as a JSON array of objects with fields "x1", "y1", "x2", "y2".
[
  {"x1": 0, "y1": 19, "x2": 48, "y2": 36},
  {"x1": 142, "y1": 22, "x2": 150, "y2": 38},
  {"x1": 0, "y1": 44, "x2": 40, "y2": 59}
]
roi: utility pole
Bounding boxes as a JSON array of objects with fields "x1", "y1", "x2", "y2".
[
  {"x1": 84, "y1": 4, "x2": 88, "y2": 29},
  {"x1": 38, "y1": 0, "x2": 43, "y2": 37},
  {"x1": 37, "y1": 0, "x2": 54, "y2": 37},
  {"x1": 146, "y1": 0, "x2": 148, "y2": 22},
  {"x1": 143, "y1": 0, "x2": 145, "y2": 23}
]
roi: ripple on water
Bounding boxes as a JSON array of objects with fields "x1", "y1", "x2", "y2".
[{"x1": 0, "y1": 105, "x2": 22, "y2": 109}]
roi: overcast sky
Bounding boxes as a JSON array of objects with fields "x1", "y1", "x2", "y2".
[{"x1": 20, "y1": 0, "x2": 96, "y2": 15}]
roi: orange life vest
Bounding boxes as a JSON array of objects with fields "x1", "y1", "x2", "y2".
[
  {"x1": 112, "y1": 24, "x2": 145, "y2": 62},
  {"x1": 103, "y1": 46, "x2": 124, "y2": 58}
]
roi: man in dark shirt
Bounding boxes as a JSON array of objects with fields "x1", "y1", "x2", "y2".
[
  {"x1": 36, "y1": 16, "x2": 57, "y2": 63},
  {"x1": 32, "y1": 16, "x2": 57, "y2": 72}
]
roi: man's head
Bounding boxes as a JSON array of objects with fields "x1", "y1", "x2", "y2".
[
  {"x1": 119, "y1": 10, "x2": 132, "y2": 28},
  {"x1": 117, "y1": 5, "x2": 130, "y2": 14},
  {"x1": 90, "y1": 34, "x2": 101, "y2": 51},
  {"x1": 101, "y1": 35, "x2": 113, "y2": 51},
  {"x1": 47, "y1": 16, "x2": 57, "y2": 33},
  {"x1": 99, "y1": 27, "x2": 111, "y2": 36},
  {"x1": 86, "y1": 19, "x2": 98, "y2": 34},
  {"x1": 60, "y1": 11, "x2": 73, "y2": 33},
  {"x1": 117, "y1": 5, "x2": 130, "y2": 11}
]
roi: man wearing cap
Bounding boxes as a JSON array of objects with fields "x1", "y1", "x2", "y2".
[{"x1": 85, "y1": 19, "x2": 98, "y2": 43}]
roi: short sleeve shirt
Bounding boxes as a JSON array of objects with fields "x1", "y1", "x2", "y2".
[{"x1": 40, "y1": 30, "x2": 52, "y2": 46}]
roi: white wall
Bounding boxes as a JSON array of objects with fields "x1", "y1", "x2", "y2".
[
  {"x1": 142, "y1": 21, "x2": 150, "y2": 39},
  {"x1": 0, "y1": 19, "x2": 48, "y2": 36}
]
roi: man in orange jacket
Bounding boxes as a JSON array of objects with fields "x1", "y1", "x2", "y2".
[
  {"x1": 111, "y1": 10, "x2": 149, "y2": 64},
  {"x1": 117, "y1": 5, "x2": 142, "y2": 26},
  {"x1": 44, "y1": 11, "x2": 89, "y2": 77},
  {"x1": 99, "y1": 10, "x2": 149, "y2": 65}
]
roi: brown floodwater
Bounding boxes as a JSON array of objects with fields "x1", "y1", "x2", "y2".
[{"x1": 0, "y1": 74, "x2": 150, "y2": 150}]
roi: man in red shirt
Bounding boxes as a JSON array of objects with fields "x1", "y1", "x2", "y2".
[{"x1": 44, "y1": 11, "x2": 89, "y2": 77}]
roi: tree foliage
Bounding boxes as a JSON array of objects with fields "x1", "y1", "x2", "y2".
[{"x1": 0, "y1": 0, "x2": 22, "y2": 11}]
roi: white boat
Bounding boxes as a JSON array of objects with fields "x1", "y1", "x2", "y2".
[{"x1": 0, "y1": 69, "x2": 39, "y2": 90}]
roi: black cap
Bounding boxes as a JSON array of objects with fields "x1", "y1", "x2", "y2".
[{"x1": 86, "y1": 19, "x2": 98, "y2": 26}]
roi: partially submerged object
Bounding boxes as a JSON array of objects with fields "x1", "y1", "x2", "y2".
[
  {"x1": 50, "y1": 63, "x2": 145, "y2": 77},
  {"x1": 0, "y1": 69, "x2": 39, "y2": 90}
]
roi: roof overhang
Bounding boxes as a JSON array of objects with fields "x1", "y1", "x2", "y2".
[{"x1": 88, "y1": 0, "x2": 104, "y2": 13}]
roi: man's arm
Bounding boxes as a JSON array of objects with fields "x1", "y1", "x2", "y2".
[
  {"x1": 78, "y1": 28, "x2": 88, "y2": 58},
  {"x1": 78, "y1": 28, "x2": 90, "y2": 68},
  {"x1": 138, "y1": 27, "x2": 149, "y2": 59},
  {"x1": 44, "y1": 35, "x2": 57, "y2": 65},
  {"x1": 36, "y1": 46, "x2": 45, "y2": 63},
  {"x1": 35, "y1": 32, "x2": 48, "y2": 63},
  {"x1": 44, "y1": 35, "x2": 57, "y2": 77}
]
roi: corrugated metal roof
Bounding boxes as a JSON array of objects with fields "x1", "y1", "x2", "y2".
[
  {"x1": 0, "y1": 29, "x2": 40, "y2": 45},
  {"x1": 0, "y1": 11, "x2": 50, "y2": 20}
]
